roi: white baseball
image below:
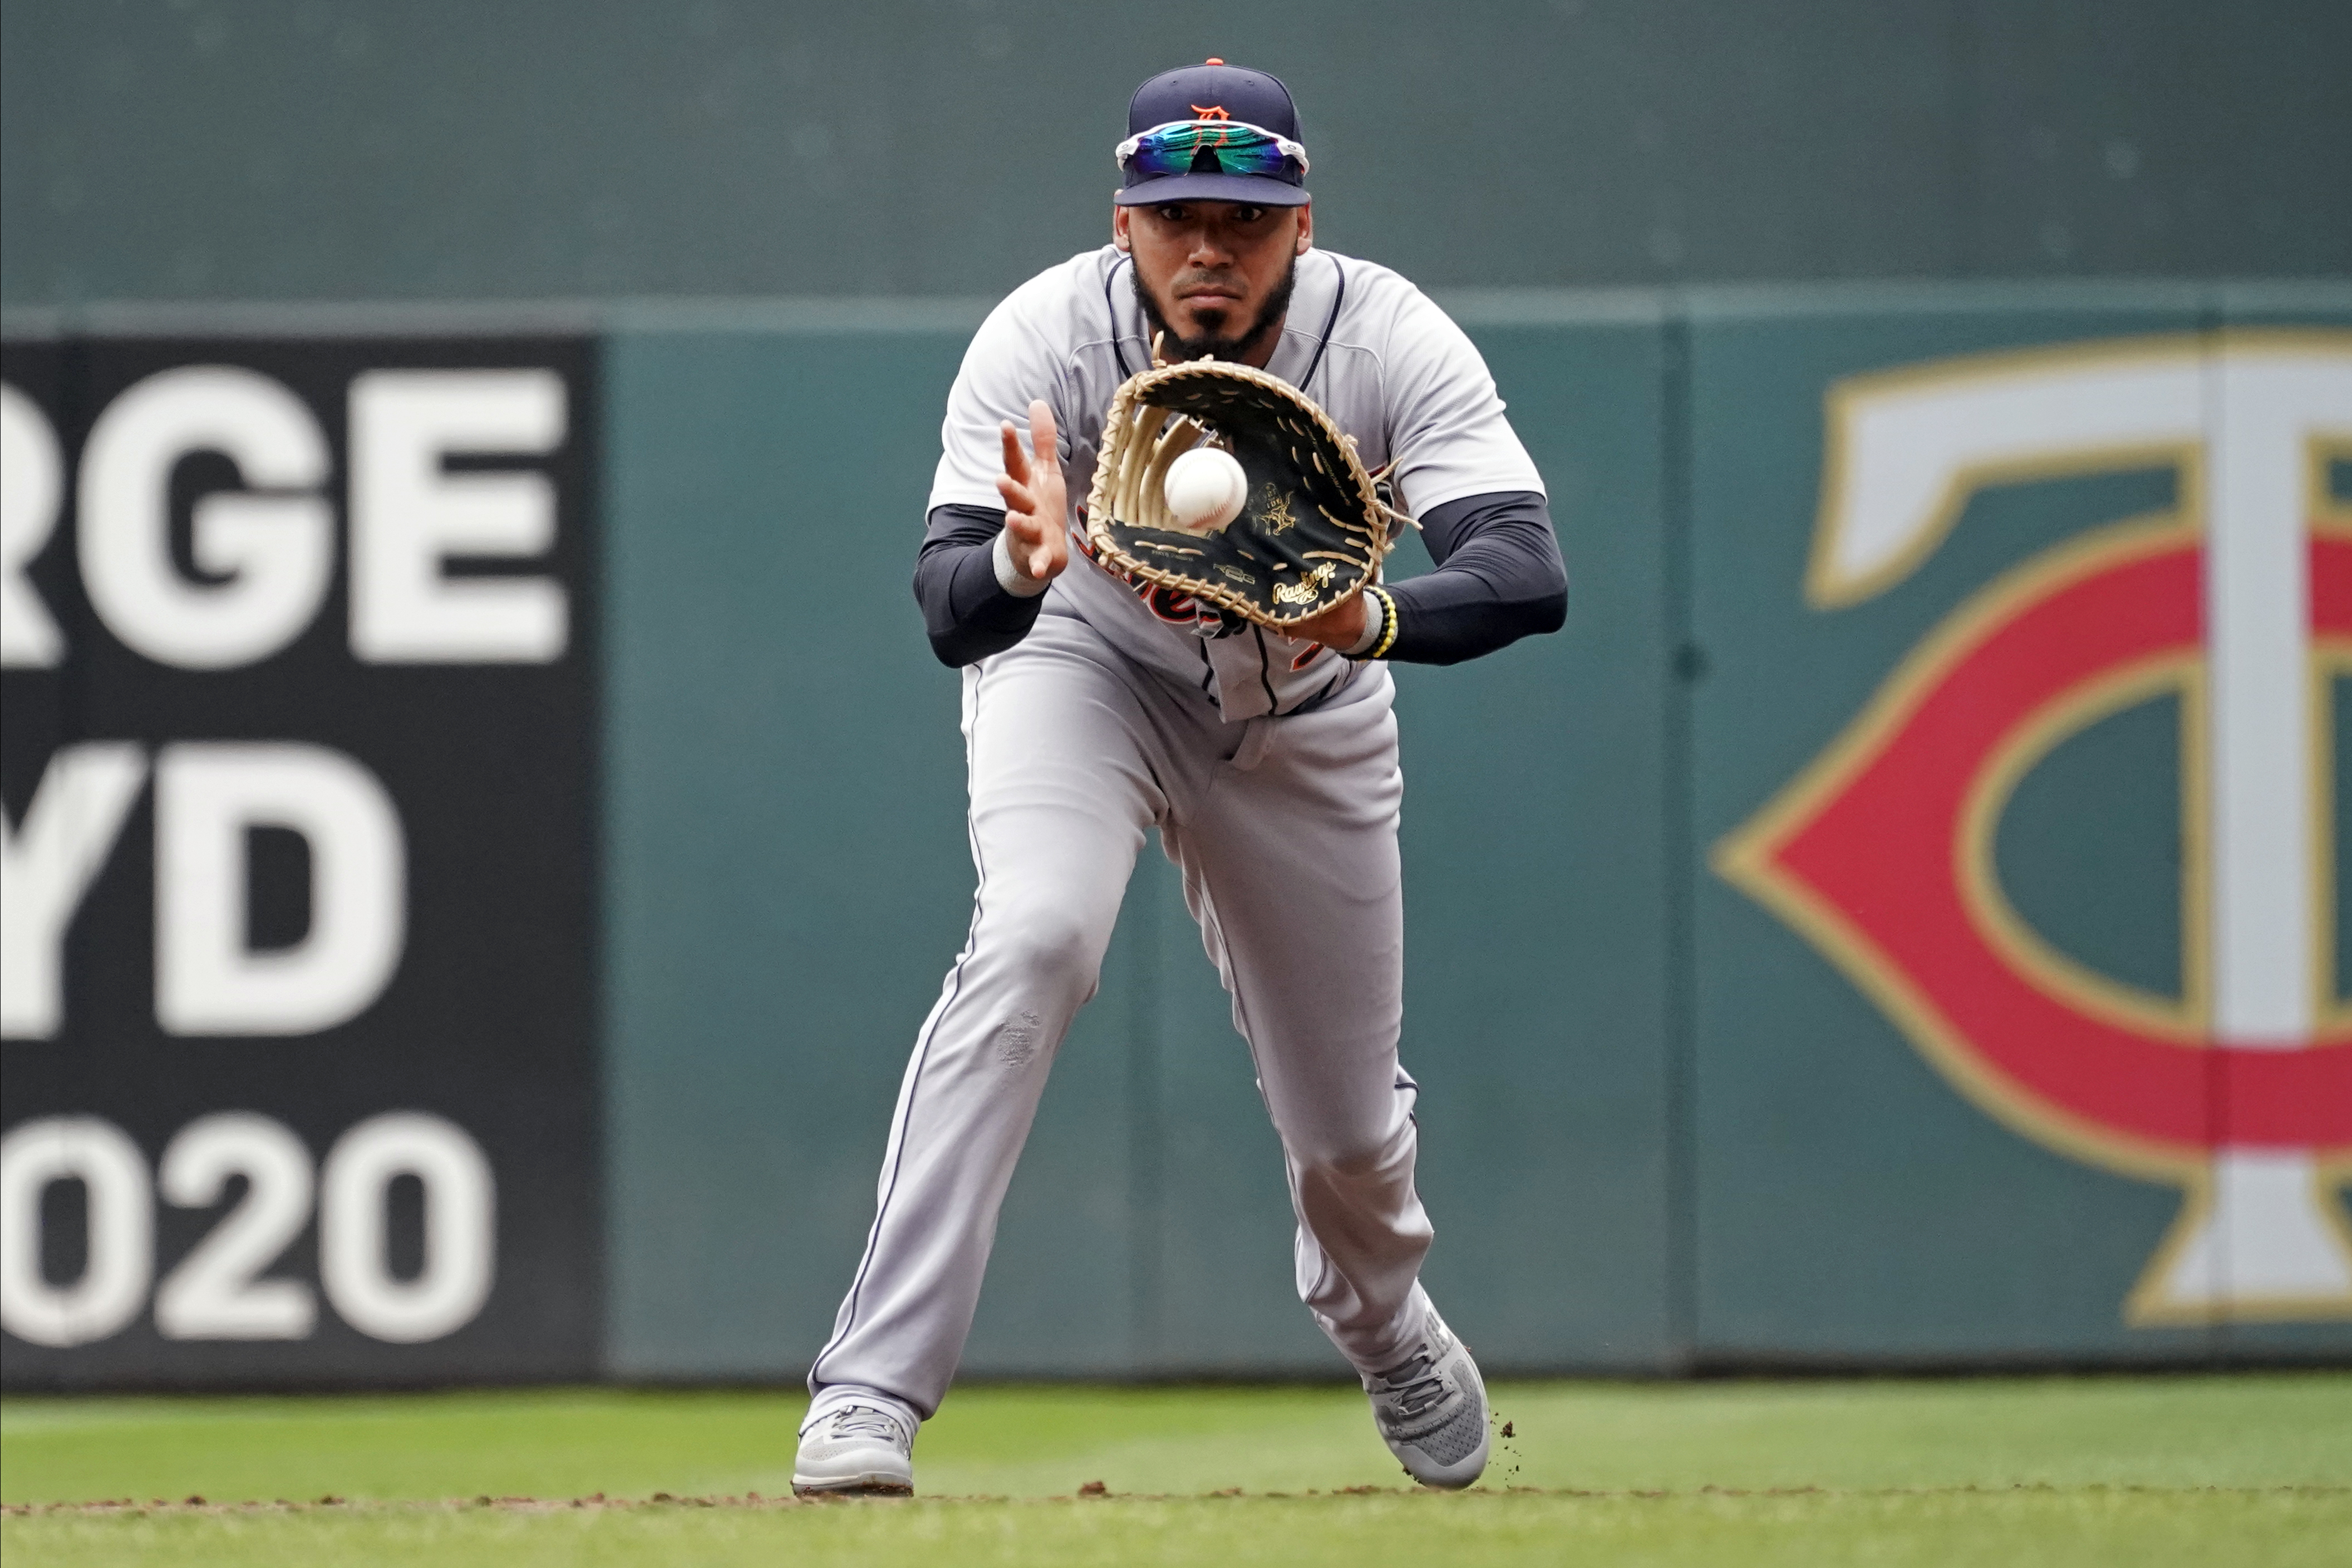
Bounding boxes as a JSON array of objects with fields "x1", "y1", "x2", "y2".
[{"x1": 1163, "y1": 446, "x2": 1249, "y2": 533}]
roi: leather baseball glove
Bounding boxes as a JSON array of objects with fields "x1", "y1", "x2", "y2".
[{"x1": 1083, "y1": 357, "x2": 1405, "y2": 630}]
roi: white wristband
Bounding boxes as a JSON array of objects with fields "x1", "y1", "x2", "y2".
[
  {"x1": 993, "y1": 527, "x2": 1050, "y2": 598},
  {"x1": 1341, "y1": 588, "x2": 1386, "y2": 656}
]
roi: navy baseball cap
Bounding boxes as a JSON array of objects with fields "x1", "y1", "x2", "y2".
[{"x1": 1115, "y1": 59, "x2": 1311, "y2": 208}]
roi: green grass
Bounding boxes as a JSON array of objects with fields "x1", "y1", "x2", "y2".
[
  {"x1": 4, "y1": 1374, "x2": 2348, "y2": 1565},
  {"x1": 8, "y1": 1490, "x2": 2349, "y2": 1568}
]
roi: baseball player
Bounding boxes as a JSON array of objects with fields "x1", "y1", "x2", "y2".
[{"x1": 794, "y1": 60, "x2": 1566, "y2": 1495}]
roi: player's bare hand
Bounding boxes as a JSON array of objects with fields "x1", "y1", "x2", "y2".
[
  {"x1": 1283, "y1": 593, "x2": 1371, "y2": 652},
  {"x1": 996, "y1": 400, "x2": 1069, "y2": 586}
]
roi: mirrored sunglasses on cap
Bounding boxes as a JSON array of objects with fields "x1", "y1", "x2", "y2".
[{"x1": 1115, "y1": 119, "x2": 1310, "y2": 179}]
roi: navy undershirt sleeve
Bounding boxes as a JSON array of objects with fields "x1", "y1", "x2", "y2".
[
  {"x1": 913, "y1": 503, "x2": 1044, "y2": 667},
  {"x1": 1380, "y1": 490, "x2": 1567, "y2": 665}
]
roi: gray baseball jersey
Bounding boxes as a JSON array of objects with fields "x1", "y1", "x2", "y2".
[{"x1": 926, "y1": 245, "x2": 1546, "y2": 719}]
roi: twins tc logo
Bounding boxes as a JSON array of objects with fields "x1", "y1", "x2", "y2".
[{"x1": 1716, "y1": 332, "x2": 2352, "y2": 1325}]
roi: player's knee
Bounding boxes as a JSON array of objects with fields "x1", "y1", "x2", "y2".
[
  {"x1": 993, "y1": 904, "x2": 1109, "y2": 997},
  {"x1": 1303, "y1": 1145, "x2": 1385, "y2": 1182},
  {"x1": 1293, "y1": 1120, "x2": 1414, "y2": 1184}
]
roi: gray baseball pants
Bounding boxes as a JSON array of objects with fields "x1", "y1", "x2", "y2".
[{"x1": 806, "y1": 613, "x2": 1433, "y2": 1427}]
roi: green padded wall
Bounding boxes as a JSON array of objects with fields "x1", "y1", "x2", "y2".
[{"x1": 601, "y1": 282, "x2": 2352, "y2": 1379}]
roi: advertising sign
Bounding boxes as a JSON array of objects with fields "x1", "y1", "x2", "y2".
[{"x1": 1, "y1": 333, "x2": 601, "y2": 1387}]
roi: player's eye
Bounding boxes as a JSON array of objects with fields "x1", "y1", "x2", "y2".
[
  {"x1": 1154, "y1": 204, "x2": 1190, "y2": 222},
  {"x1": 1228, "y1": 206, "x2": 1268, "y2": 224}
]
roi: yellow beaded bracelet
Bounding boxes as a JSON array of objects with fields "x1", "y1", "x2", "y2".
[{"x1": 1366, "y1": 586, "x2": 1400, "y2": 660}]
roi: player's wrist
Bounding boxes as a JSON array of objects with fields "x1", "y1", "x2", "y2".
[
  {"x1": 1342, "y1": 587, "x2": 1389, "y2": 657},
  {"x1": 992, "y1": 527, "x2": 1051, "y2": 598}
]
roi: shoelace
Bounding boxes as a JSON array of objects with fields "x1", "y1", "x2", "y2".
[
  {"x1": 1372, "y1": 1350, "x2": 1450, "y2": 1420},
  {"x1": 828, "y1": 1406, "x2": 907, "y2": 1445}
]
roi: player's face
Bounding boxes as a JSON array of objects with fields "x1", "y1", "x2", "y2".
[{"x1": 1116, "y1": 200, "x2": 1312, "y2": 367}]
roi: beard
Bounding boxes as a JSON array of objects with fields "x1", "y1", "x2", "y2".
[{"x1": 1133, "y1": 255, "x2": 1298, "y2": 363}]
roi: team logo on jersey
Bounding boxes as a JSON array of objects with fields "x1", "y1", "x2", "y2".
[{"x1": 1714, "y1": 332, "x2": 2352, "y2": 1324}]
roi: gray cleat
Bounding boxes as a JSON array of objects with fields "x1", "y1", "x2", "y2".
[
  {"x1": 1364, "y1": 1308, "x2": 1489, "y2": 1489},
  {"x1": 791, "y1": 1403, "x2": 916, "y2": 1497}
]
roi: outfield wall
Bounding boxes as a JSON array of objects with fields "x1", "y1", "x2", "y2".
[{"x1": 3, "y1": 282, "x2": 2348, "y2": 1389}]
